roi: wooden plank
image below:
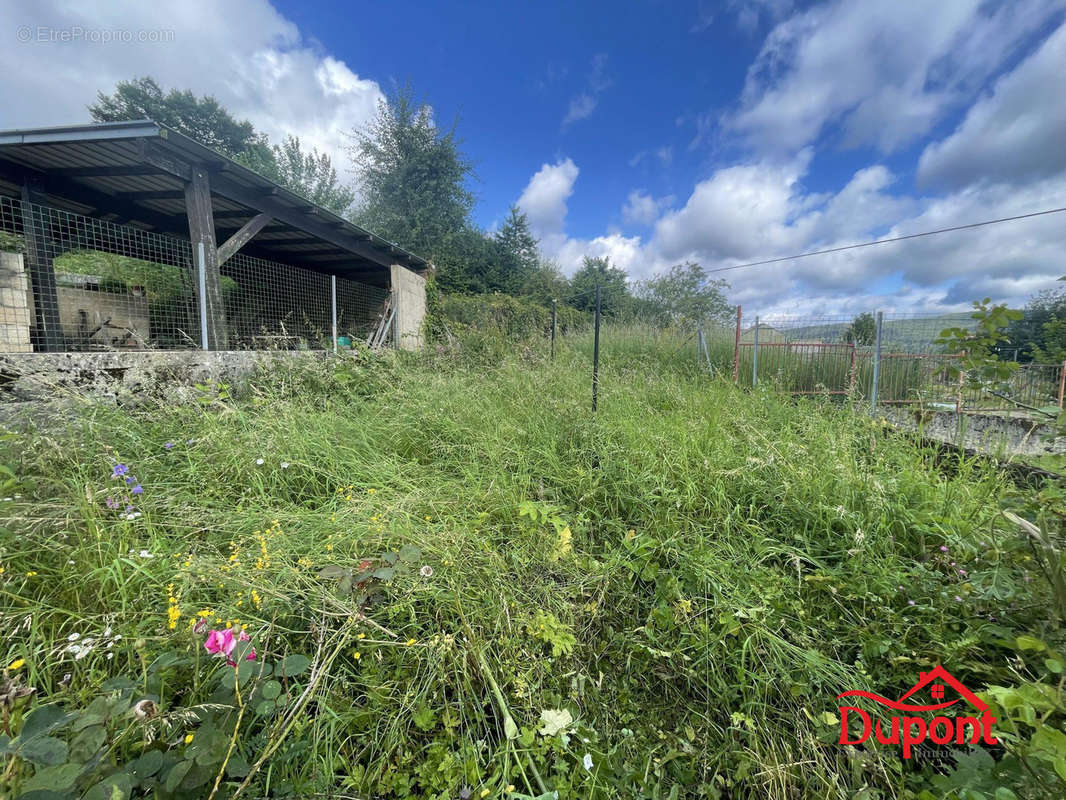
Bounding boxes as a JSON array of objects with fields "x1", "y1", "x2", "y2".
[
  {"x1": 184, "y1": 167, "x2": 228, "y2": 349},
  {"x1": 217, "y1": 212, "x2": 272, "y2": 266},
  {"x1": 19, "y1": 179, "x2": 63, "y2": 351}
]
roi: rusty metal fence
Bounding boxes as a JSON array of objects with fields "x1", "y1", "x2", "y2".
[
  {"x1": 0, "y1": 195, "x2": 390, "y2": 353},
  {"x1": 732, "y1": 307, "x2": 1066, "y2": 413}
]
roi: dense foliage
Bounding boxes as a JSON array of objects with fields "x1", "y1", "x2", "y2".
[{"x1": 2, "y1": 337, "x2": 1064, "y2": 799}]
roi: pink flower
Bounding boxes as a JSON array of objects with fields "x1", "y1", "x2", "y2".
[{"x1": 203, "y1": 628, "x2": 256, "y2": 666}]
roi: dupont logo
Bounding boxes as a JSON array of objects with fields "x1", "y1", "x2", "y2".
[{"x1": 835, "y1": 665, "x2": 998, "y2": 758}]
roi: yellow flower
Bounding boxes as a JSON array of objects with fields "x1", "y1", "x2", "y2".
[
  {"x1": 425, "y1": 515, "x2": 432, "y2": 521},
  {"x1": 25, "y1": 571, "x2": 37, "y2": 577},
  {"x1": 506, "y1": 785, "x2": 515, "y2": 793},
  {"x1": 352, "y1": 650, "x2": 361, "y2": 660},
  {"x1": 184, "y1": 733, "x2": 194, "y2": 745},
  {"x1": 357, "y1": 632, "x2": 366, "y2": 640},
  {"x1": 405, "y1": 638, "x2": 416, "y2": 647},
  {"x1": 7, "y1": 658, "x2": 25, "y2": 670},
  {"x1": 367, "y1": 488, "x2": 376, "y2": 494},
  {"x1": 480, "y1": 790, "x2": 490, "y2": 798}
]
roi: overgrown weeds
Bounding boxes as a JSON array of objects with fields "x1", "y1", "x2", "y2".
[{"x1": 1, "y1": 339, "x2": 1063, "y2": 798}]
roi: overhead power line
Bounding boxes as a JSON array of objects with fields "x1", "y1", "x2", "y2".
[{"x1": 705, "y1": 205, "x2": 1066, "y2": 276}]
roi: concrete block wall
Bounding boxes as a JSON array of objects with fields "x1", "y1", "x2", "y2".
[
  {"x1": 389, "y1": 263, "x2": 427, "y2": 351},
  {"x1": 0, "y1": 252, "x2": 32, "y2": 352}
]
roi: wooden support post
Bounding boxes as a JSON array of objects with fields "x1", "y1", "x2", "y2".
[
  {"x1": 19, "y1": 181, "x2": 63, "y2": 351},
  {"x1": 848, "y1": 342, "x2": 857, "y2": 394},
  {"x1": 217, "y1": 213, "x2": 272, "y2": 266},
  {"x1": 184, "y1": 167, "x2": 228, "y2": 349},
  {"x1": 1058, "y1": 360, "x2": 1065, "y2": 409},
  {"x1": 956, "y1": 350, "x2": 966, "y2": 413}
]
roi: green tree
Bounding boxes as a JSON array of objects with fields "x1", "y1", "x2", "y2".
[
  {"x1": 843, "y1": 312, "x2": 876, "y2": 345},
  {"x1": 246, "y1": 135, "x2": 355, "y2": 215},
  {"x1": 1008, "y1": 286, "x2": 1066, "y2": 362},
  {"x1": 520, "y1": 260, "x2": 570, "y2": 307},
  {"x1": 1030, "y1": 317, "x2": 1066, "y2": 364},
  {"x1": 493, "y1": 206, "x2": 539, "y2": 294},
  {"x1": 567, "y1": 256, "x2": 630, "y2": 316},
  {"x1": 89, "y1": 76, "x2": 269, "y2": 160},
  {"x1": 634, "y1": 262, "x2": 731, "y2": 327},
  {"x1": 348, "y1": 85, "x2": 476, "y2": 282},
  {"x1": 90, "y1": 78, "x2": 353, "y2": 213}
]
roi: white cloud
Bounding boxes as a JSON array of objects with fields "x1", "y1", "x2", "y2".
[
  {"x1": 622, "y1": 191, "x2": 673, "y2": 226},
  {"x1": 561, "y1": 52, "x2": 611, "y2": 128},
  {"x1": 562, "y1": 94, "x2": 597, "y2": 127},
  {"x1": 918, "y1": 22, "x2": 1066, "y2": 190},
  {"x1": 726, "y1": 0, "x2": 1065, "y2": 154},
  {"x1": 517, "y1": 159, "x2": 579, "y2": 239},
  {"x1": 0, "y1": 0, "x2": 384, "y2": 179}
]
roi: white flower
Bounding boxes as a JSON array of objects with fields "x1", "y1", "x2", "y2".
[
  {"x1": 583, "y1": 753, "x2": 594, "y2": 771},
  {"x1": 67, "y1": 632, "x2": 81, "y2": 642},
  {"x1": 280, "y1": 462, "x2": 290, "y2": 469},
  {"x1": 420, "y1": 565, "x2": 433, "y2": 578},
  {"x1": 125, "y1": 512, "x2": 142, "y2": 521},
  {"x1": 138, "y1": 550, "x2": 153, "y2": 558},
  {"x1": 106, "y1": 652, "x2": 114, "y2": 660},
  {"x1": 256, "y1": 458, "x2": 264, "y2": 465}
]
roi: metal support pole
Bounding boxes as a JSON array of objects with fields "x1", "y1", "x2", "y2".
[
  {"x1": 752, "y1": 315, "x2": 760, "y2": 387},
  {"x1": 196, "y1": 242, "x2": 209, "y2": 351},
  {"x1": 870, "y1": 311, "x2": 883, "y2": 412},
  {"x1": 551, "y1": 299, "x2": 557, "y2": 361},
  {"x1": 697, "y1": 326, "x2": 705, "y2": 370},
  {"x1": 592, "y1": 285, "x2": 601, "y2": 412},
  {"x1": 732, "y1": 305, "x2": 742, "y2": 384},
  {"x1": 331, "y1": 274, "x2": 338, "y2": 354}
]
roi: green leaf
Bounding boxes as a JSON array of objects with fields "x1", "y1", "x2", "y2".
[
  {"x1": 68, "y1": 724, "x2": 107, "y2": 763},
  {"x1": 537, "y1": 708, "x2": 574, "y2": 737},
  {"x1": 398, "y1": 544, "x2": 422, "y2": 563},
  {"x1": 255, "y1": 700, "x2": 277, "y2": 716},
  {"x1": 317, "y1": 565, "x2": 347, "y2": 579},
  {"x1": 165, "y1": 759, "x2": 193, "y2": 793},
  {"x1": 127, "y1": 749, "x2": 164, "y2": 780},
  {"x1": 21, "y1": 762, "x2": 83, "y2": 792},
  {"x1": 1047, "y1": 658, "x2": 1064, "y2": 674},
  {"x1": 261, "y1": 680, "x2": 282, "y2": 700},
  {"x1": 20, "y1": 705, "x2": 70, "y2": 740},
  {"x1": 278, "y1": 654, "x2": 311, "y2": 677},
  {"x1": 82, "y1": 773, "x2": 133, "y2": 800},
  {"x1": 1016, "y1": 635, "x2": 1047, "y2": 652},
  {"x1": 18, "y1": 735, "x2": 68, "y2": 765},
  {"x1": 372, "y1": 566, "x2": 396, "y2": 581},
  {"x1": 226, "y1": 754, "x2": 251, "y2": 778}
]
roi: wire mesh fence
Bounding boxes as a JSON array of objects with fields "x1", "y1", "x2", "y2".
[{"x1": 0, "y1": 196, "x2": 390, "y2": 353}]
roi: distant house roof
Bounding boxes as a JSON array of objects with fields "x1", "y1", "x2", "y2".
[{"x1": 0, "y1": 120, "x2": 430, "y2": 286}]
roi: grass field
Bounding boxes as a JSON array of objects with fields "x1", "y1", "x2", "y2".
[{"x1": 1, "y1": 337, "x2": 1064, "y2": 799}]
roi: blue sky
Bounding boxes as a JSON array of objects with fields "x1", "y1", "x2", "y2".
[{"x1": 3, "y1": 1, "x2": 1066, "y2": 315}]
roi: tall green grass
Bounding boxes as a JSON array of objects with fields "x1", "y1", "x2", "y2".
[{"x1": 0, "y1": 340, "x2": 1059, "y2": 798}]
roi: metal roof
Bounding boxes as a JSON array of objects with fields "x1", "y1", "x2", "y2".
[{"x1": 0, "y1": 120, "x2": 431, "y2": 286}]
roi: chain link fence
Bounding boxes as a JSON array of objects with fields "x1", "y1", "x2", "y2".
[{"x1": 0, "y1": 196, "x2": 390, "y2": 353}]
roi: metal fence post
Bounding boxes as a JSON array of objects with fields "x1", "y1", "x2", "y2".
[
  {"x1": 697, "y1": 326, "x2": 705, "y2": 370},
  {"x1": 752, "y1": 315, "x2": 759, "y2": 387},
  {"x1": 551, "y1": 299, "x2": 557, "y2": 361},
  {"x1": 732, "y1": 305, "x2": 742, "y2": 384},
  {"x1": 592, "y1": 285, "x2": 601, "y2": 412},
  {"x1": 196, "y1": 242, "x2": 209, "y2": 350},
  {"x1": 331, "y1": 274, "x2": 338, "y2": 354},
  {"x1": 870, "y1": 311, "x2": 883, "y2": 412}
]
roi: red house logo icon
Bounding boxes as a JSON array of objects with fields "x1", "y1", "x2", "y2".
[{"x1": 835, "y1": 666, "x2": 997, "y2": 758}]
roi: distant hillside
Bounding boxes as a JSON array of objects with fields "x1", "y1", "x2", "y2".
[{"x1": 770, "y1": 314, "x2": 977, "y2": 351}]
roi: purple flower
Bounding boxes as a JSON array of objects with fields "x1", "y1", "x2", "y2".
[
  {"x1": 958, "y1": 569, "x2": 967, "y2": 576},
  {"x1": 125, "y1": 504, "x2": 135, "y2": 513},
  {"x1": 125, "y1": 476, "x2": 136, "y2": 485},
  {"x1": 130, "y1": 484, "x2": 143, "y2": 495},
  {"x1": 954, "y1": 595, "x2": 963, "y2": 602},
  {"x1": 908, "y1": 600, "x2": 916, "y2": 606},
  {"x1": 105, "y1": 497, "x2": 118, "y2": 509},
  {"x1": 164, "y1": 442, "x2": 174, "y2": 450},
  {"x1": 112, "y1": 464, "x2": 128, "y2": 478},
  {"x1": 939, "y1": 545, "x2": 948, "y2": 553}
]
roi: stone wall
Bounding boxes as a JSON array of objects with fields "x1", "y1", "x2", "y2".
[
  {"x1": 389, "y1": 263, "x2": 427, "y2": 351},
  {"x1": 880, "y1": 405, "x2": 1066, "y2": 458},
  {"x1": 0, "y1": 252, "x2": 32, "y2": 353},
  {"x1": 0, "y1": 349, "x2": 327, "y2": 405}
]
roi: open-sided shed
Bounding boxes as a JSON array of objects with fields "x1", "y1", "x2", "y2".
[{"x1": 0, "y1": 120, "x2": 430, "y2": 352}]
